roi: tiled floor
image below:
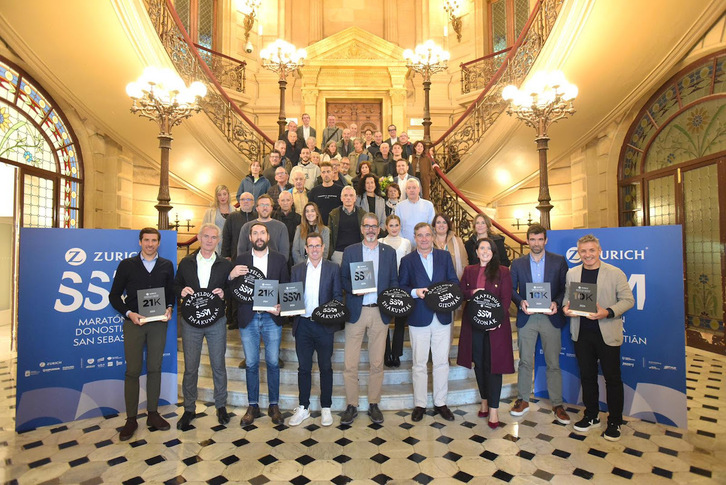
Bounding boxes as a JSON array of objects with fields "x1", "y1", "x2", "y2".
[{"x1": 0, "y1": 348, "x2": 724, "y2": 484}]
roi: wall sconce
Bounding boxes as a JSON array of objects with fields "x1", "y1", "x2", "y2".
[
  {"x1": 239, "y1": 0, "x2": 261, "y2": 53},
  {"x1": 513, "y1": 210, "x2": 536, "y2": 230},
  {"x1": 443, "y1": 0, "x2": 463, "y2": 42}
]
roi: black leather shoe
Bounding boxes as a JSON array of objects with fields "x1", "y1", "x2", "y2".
[
  {"x1": 147, "y1": 411, "x2": 171, "y2": 430},
  {"x1": 119, "y1": 418, "x2": 137, "y2": 441},
  {"x1": 268, "y1": 404, "x2": 284, "y2": 425},
  {"x1": 368, "y1": 403, "x2": 384, "y2": 424},
  {"x1": 238, "y1": 359, "x2": 246, "y2": 369},
  {"x1": 411, "y1": 406, "x2": 425, "y2": 422},
  {"x1": 241, "y1": 405, "x2": 261, "y2": 426},
  {"x1": 278, "y1": 358, "x2": 285, "y2": 369},
  {"x1": 384, "y1": 353, "x2": 394, "y2": 368},
  {"x1": 434, "y1": 405, "x2": 455, "y2": 421},
  {"x1": 340, "y1": 405, "x2": 358, "y2": 425},
  {"x1": 216, "y1": 407, "x2": 230, "y2": 425},
  {"x1": 392, "y1": 356, "x2": 401, "y2": 367},
  {"x1": 177, "y1": 411, "x2": 195, "y2": 430}
]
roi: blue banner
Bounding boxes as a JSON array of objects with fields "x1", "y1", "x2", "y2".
[
  {"x1": 533, "y1": 226, "x2": 687, "y2": 428},
  {"x1": 16, "y1": 229, "x2": 178, "y2": 431}
]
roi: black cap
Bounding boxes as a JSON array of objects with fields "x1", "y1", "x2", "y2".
[
  {"x1": 378, "y1": 287, "x2": 414, "y2": 317},
  {"x1": 312, "y1": 299, "x2": 350, "y2": 327},
  {"x1": 424, "y1": 282, "x2": 464, "y2": 313},
  {"x1": 230, "y1": 266, "x2": 266, "y2": 303},
  {"x1": 466, "y1": 289, "x2": 505, "y2": 330},
  {"x1": 180, "y1": 290, "x2": 226, "y2": 327}
]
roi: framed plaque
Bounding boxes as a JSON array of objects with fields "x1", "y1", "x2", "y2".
[
  {"x1": 253, "y1": 279, "x2": 279, "y2": 312},
  {"x1": 350, "y1": 261, "x2": 376, "y2": 295},
  {"x1": 136, "y1": 287, "x2": 167, "y2": 323},
  {"x1": 526, "y1": 282, "x2": 552, "y2": 313},
  {"x1": 467, "y1": 290, "x2": 505, "y2": 330},
  {"x1": 569, "y1": 282, "x2": 597, "y2": 316},
  {"x1": 280, "y1": 282, "x2": 305, "y2": 317}
]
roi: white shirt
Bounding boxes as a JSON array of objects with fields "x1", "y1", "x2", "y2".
[
  {"x1": 196, "y1": 251, "x2": 216, "y2": 288},
  {"x1": 252, "y1": 248, "x2": 269, "y2": 277},
  {"x1": 303, "y1": 259, "x2": 323, "y2": 317}
]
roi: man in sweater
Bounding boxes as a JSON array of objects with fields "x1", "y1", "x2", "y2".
[
  {"x1": 236, "y1": 194, "x2": 290, "y2": 261},
  {"x1": 308, "y1": 161, "x2": 343, "y2": 225},
  {"x1": 328, "y1": 186, "x2": 365, "y2": 265}
]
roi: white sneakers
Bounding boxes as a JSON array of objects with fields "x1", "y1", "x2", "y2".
[
  {"x1": 289, "y1": 406, "x2": 333, "y2": 427},
  {"x1": 289, "y1": 406, "x2": 311, "y2": 426},
  {"x1": 321, "y1": 408, "x2": 333, "y2": 427}
]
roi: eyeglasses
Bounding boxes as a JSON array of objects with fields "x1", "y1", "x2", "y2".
[
  {"x1": 362, "y1": 224, "x2": 379, "y2": 230},
  {"x1": 306, "y1": 244, "x2": 323, "y2": 249},
  {"x1": 388, "y1": 128, "x2": 396, "y2": 132},
  {"x1": 240, "y1": 198, "x2": 253, "y2": 201}
]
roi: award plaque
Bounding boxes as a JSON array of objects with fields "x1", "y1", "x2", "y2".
[
  {"x1": 253, "y1": 279, "x2": 279, "y2": 312},
  {"x1": 180, "y1": 290, "x2": 225, "y2": 328},
  {"x1": 424, "y1": 282, "x2": 464, "y2": 312},
  {"x1": 231, "y1": 266, "x2": 266, "y2": 303},
  {"x1": 526, "y1": 282, "x2": 552, "y2": 313},
  {"x1": 280, "y1": 282, "x2": 305, "y2": 317},
  {"x1": 350, "y1": 261, "x2": 376, "y2": 295},
  {"x1": 137, "y1": 287, "x2": 167, "y2": 323},
  {"x1": 569, "y1": 282, "x2": 598, "y2": 316},
  {"x1": 378, "y1": 287, "x2": 415, "y2": 317},
  {"x1": 312, "y1": 299, "x2": 350, "y2": 327},
  {"x1": 467, "y1": 290, "x2": 505, "y2": 330}
]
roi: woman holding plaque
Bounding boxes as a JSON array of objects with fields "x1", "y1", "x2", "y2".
[
  {"x1": 379, "y1": 214, "x2": 412, "y2": 367},
  {"x1": 292, "y1": 202, "x2": 331, "y2": 265},
  {"x1": 457, "y1": 238, "x2": 514, "y2": 429}
]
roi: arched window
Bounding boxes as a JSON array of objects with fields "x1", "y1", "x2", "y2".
[
  {"x1": 0, "y1": 57, "x2": 83, "y2": 228},
  {"x1": 618, "y1": 50, "x2": 725, "y2": 348}
]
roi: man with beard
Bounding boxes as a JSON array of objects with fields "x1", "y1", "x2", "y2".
[
  {"x1": 229, "y1": 223, "x2": 290, "y2": 426},
  {"x1": 296, "y1": 147, "x2": 320, "y2": 192},
  {"x1": 339, "y1": 213, "x2": 398, "y2": 425},
  {"x1": 321, "y1": 114, "x2": 342, "y2": 146},
  {"x1": 509, "y1": 223, "x2": 571, "y2": 425},
  {"x1": 236, "y1": 195, "x2": 290, "y2": 262},
  {"x1": 308, "y1": 162, "x2": 343, "y2": 225}
]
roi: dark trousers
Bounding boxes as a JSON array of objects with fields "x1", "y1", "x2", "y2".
[
  {"x1": 472, "y1": 328, "x2": 503, "y2": 408},
  {"x1": 295, "y1": 317, "x2": 334, "y2": 408},
  {"x1": 385, "y1": 316, "x2": 406, "y2": 358},
  {"x1": 123, "y1": 319, "x2": 168, "y2": 417},
  {"x1": 574, "y1": 326, "x2": 623, "y2": 424}
]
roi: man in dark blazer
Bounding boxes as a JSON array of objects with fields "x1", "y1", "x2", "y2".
[
  {"x1": 229, "y1": 223, "x2": 290, "y2": 427},
  {"x1": 510, "y1": 223, "x2": 570, "y2": 425},
  {"x1": 339, "y1": 213, "x2": 398, "y2": 425},
  {"x1": 287, "y1": 232, "x2": 342, "y2": 428},
  {"x1": 399, "y1": 222, "x2": 459, "y2": 422}
]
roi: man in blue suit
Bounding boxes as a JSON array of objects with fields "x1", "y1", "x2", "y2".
[
  {"x1": 287, "y1": 232, "x2": 343, "y2": 428},
  {"x1": 340, "y1": 213, "x2": 399, "y2": 425},
  {"x1": 510, "y1": 223, "x2": 570, "y2": 424},
  {"x1": 399, "y1": 222, "x2": 459, "y2": 422},
  {"x1": 230, "y1": 223, "x2": 290, "y2": 427}
]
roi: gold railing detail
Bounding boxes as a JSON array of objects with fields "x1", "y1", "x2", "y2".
[
  {"x1": 460, "y1": 47, "x2": 511, "y2": 94},
  {"x1": 195, "y1": 44, "x2": 247, "y2": 93}
]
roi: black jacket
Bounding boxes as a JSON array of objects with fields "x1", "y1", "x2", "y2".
[
  {"x1": 109, "y1": 254, "x2": 175, "y2": 316},
  {"x1": 221, "y1": 209, "x2": 257, "y2": 259},
  {"x1": 174, "y1": 250, "x2": 234, "y2": 325}
]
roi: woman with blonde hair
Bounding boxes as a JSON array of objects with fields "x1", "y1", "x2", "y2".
[
  {"x1": 464, "y1": 213, "x2": 510, "y2": 267},
  {"x1": 432, "y1": 212, "x2": 467, "y2": 280},
  {"x1": 202, "y1": 184, "x2": 232, "y2": 254}
]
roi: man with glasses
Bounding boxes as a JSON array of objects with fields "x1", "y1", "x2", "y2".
[
  {"x1": 384, "y1": 124, "x2": 398, "y2": 147},
  {"x1": 236, "y1": 194, "x2": 290, "y2": 262},
  {"x1": 339, "y1": 214, "x2": 398, "y2": 425},
  {"x1": 328, "y1": 186, "x2": 365, "y2": 265}
]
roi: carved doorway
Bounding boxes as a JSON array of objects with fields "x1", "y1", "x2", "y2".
[{"x1": 326, "y1": 100, "x2": 382, "y2": 134}]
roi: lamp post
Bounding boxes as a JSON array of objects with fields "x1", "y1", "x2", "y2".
[
  {"x1": 127, "y1": 67, "x2": 207, "y2": 230},
  {"x1": 260, "y1": 39, "x2": 306, "y2": 138},
  {"x1": 502, "y1": 71, "x2": 577, "y2": 229},
  {"x1": 404, "y1": 40, "x2": 449, "y2": 144}
]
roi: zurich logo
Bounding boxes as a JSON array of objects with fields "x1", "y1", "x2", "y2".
[
  {"x1": 65, "y1": 248, "x2": 87, "y2": 266},
  {"x1": 566, "y1": 247, "x2": 581, "y2": 264}
]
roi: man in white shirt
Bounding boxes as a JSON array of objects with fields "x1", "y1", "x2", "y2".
[
  {"x1": 395, "y1": 178, "x2": 435, "y2": 247},
  {"x1": 393, "y1": 159, "x2": 419, "y2": 200}
]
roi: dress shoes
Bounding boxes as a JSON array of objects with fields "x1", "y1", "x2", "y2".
[
  {"x1": 119, "y1": 418, "x2": 138, "y2": 441},
  {"x1": 241, "y1": 405, "x2": 261, "y2": 426},
  {"x1": 478, "y1": 410, "x2": 489, "y2": 418},
  {"x1": 177, "y1": 411, "x2": 195, "y2": 430},
  {"x1": 384, "y1": 353, "x2": 394, "y2": 368},
  {"x1": 434, "y1": 405, "x2": 455, "y2": 421},
  {"x1": 216, "y1": 407, "x2": 231, "y2": 425},
  {"x1": 411, "y1": 406, "x2": 426, "y2": 422},
  {"x1": 488, "y1": 420, "x2": 500, "y2": 429},
  {"x1": 268, "y1": 404, "x2": 284, "y2": 425},
  {"x1": 392, "y1": 356, "x2": 400, "y2": 368},
  {"x1": 147, "y1": 411, "x2": 171, "y2": 430}
]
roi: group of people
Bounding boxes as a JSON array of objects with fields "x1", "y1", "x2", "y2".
[{"x1": 108, "y1": 118, "x2": 634, "y2": 443}]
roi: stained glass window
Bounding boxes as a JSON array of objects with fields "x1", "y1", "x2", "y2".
[{"x1": 0, "y1": 57, "x2": 83, "y2": 228}]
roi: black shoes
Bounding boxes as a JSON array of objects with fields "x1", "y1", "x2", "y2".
[
  {"x1": 119, "y1": 418, "x2": 138, "y2": 441},
  {"x1": 411, "y1": 406, "x2": 426, "y2": 422},
  {"x1": 340, "y1": 405, "x2": 358, "y2": 425},
  {"x1": 216, "y1": 407, "x2": 231, "y2": 425},
  {"x1": 368, "y1": 403, "x2": 384, "y2": 424},
  {"x1": 147, "y1": 411, "x2": 171, "y2": 430},
  {"x1": 177, "y1": 411, "x2": 195, "y2": 430},
  {"x1": 434, "y1": 405, "x2": 455, "y2": 421}
]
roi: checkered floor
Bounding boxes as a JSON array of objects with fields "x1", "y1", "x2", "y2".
[{"x1": 0, "y1": 348, "x2": 724, "y2": 484}]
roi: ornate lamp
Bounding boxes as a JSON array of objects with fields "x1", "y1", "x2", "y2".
[
  {"x1": 502, "y1": 70, "x2": 577, "y2": 229},
  {"x1": 126, "y1": 67, "x2": 207, "y2": 230},
  {"x1": 260, "y1": 39, "x2": 307, "y2": 138},
  {"x1": 443, "y1": 0, "x2": 463, "y2": 42},
  {"x1": 238, "y1": 0, "x2": 261, "y2": 53},
  {"x1": 404, "y1": 40, "x2": 450, "y2": 144}
]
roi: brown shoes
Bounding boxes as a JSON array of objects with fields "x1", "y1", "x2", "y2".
[
  {"x1": 434, "y1": 405, "x2": 455, "y2": 421},
  {"x1": 147, "y1": 411, "x2": 170, "y2": 430},
  {"x1": 268, "y1": 404, "x2": 284, "y2": 425},
  {"x1": 411, "y1": 406, "x2": 425, "y2": 422},
  {"x1": 241, "y1": 405, "x2": 262, "y2": 426},
  {"x1": 510, "y1": 399, "x2": 530, "y2": 416},
  {"x1": 553, "y1": 405, "x2": 571, "y2": 424},
  {"x1": 119, "y1": 418, "x2": 137, "y2": 441}
]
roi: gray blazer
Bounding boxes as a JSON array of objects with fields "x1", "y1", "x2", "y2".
[{"x1": 564, "y1": 261, "x2": 635, "y2": 346}]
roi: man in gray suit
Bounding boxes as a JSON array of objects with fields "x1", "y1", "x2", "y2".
[{"x1": 563, "y1": 234, "x2": 634, "y2": 442}]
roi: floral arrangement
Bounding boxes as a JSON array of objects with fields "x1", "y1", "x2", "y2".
[{"x1": 378, "y1": 175, "x2": 394, "y2": 192}]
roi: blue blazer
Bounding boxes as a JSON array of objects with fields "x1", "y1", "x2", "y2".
[
  {"x1": 341, "y1": 242, "x2": 398, "y2": 323},
  {"x1": 510, "y1": 251, "x2": 568, "y2": 329},
  {"x1": 399, "y1": 248, "x2": 459, "y2": 327},
  {"x1": 290, "y1": 259, "x2": 343, "y2": 335},
  {"x1": 235, "y1": 250, "x2": 290, "y2": 328}
]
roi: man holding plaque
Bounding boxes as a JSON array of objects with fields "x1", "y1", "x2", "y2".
[
  {"x1": 174, "y1": 224, "x2": 234, "y2": 429},
  {"x1": 109, "y1": 228, "x2": 175, "y2": 441},
  {"x1": 510, "y1": 224, "x2": 570, "y2": 424},
  {"x1": 563, "y1": 234, "x2": 634, "y2": 441},
  {"x1": 229, "y1": 222, "x2": 290, "y2": 426},
  {"x1": 288, "y1": 232, "x2": 343, "y2": 427},
  {"x1": 339, "y1": 213, "x2": 398, "y2": 425}
]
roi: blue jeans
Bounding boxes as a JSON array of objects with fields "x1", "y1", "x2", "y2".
[
  {"x1": 181, "y1": 317, "x2": 227, "y2": 411},
  {"x1": 240, "y1": 313, "x2": 281, "y2": 405},
  {"x1": 295, "y1": 317, "x2": 334, "y2": 408}
]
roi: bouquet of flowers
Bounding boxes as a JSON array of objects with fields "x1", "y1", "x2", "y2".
[{"x1": 379, "y1": 175, "x2": 394, "y2": 193}]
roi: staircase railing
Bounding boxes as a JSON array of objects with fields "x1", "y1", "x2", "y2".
[
  {"x1": 460, "y1": 47, "x2": 511, "y2": 94},
  {"x1": 194, "y1": 44, "x2": 246, "y2": 93},
  {"x1": 430, "y1": 164, "x2": 527, "y2": 261},
  {"x1": 143, "y1": 0, "x2": 273, "y2": 165},
  {"x1": 434, "y1": 0, "x2": 564, "y2": 172}
]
